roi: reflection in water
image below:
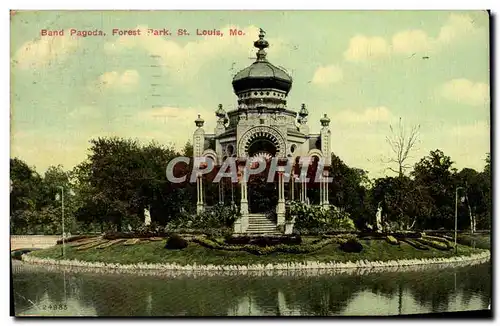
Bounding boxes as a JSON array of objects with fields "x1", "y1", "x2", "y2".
[{"x1": 12, "y1": 261, "x2": 491, "y2": 316}]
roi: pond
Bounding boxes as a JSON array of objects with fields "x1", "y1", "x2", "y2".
[{"x1": 12, "y1": 260, "x2": 491, "y2": 316}]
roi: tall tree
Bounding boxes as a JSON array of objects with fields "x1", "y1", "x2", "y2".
[
  {"x1": 10, "y1": 158, "x2": 41, "y2": 234},
  {"x1": 412, "y1": 149, "x2": 456, "y2": 230},
  {"x1": 385, "y1": 117, "x2": 420, "y2": 177},
  {"x1": 328, "y1": 153, "x2": 370, "y2": 229}
]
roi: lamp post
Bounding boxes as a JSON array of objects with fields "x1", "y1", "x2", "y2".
[
  {"x1": 455, "y1": 186, "x2": 464, "y2": 254},
  {"x1": 58, "y1": 186, "x2": 65, "y2": 257}
]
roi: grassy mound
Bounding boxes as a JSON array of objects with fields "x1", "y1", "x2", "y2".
[{"x1": 26, "y1": 236, "x2": 485, "y2": 266}]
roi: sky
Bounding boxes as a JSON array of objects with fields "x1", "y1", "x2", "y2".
[{"x1": 10, "y1": 10, "x2": 490, "y2": 178}]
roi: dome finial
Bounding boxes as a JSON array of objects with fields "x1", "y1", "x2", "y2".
[{"x1": 254, "y1": 28, "x2": 269, "y2": 62}]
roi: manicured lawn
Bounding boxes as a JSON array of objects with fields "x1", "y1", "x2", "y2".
[
  {"x1": 28, "y1": 238, "x2": 485, "y2": 266},
  {"x1": 457, "y1": 233, "x2": 491, "y2": 249}
]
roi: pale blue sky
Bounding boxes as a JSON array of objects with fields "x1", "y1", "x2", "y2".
[{"x1": 10, "y1": 10, "x2": 490, "y2": 177}]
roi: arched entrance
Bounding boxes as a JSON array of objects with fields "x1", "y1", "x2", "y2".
[{"x1": 246, "y1": 135, "x2": 279, "y2": 214}]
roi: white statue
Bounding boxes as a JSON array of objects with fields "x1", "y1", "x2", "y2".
[
  {"x1": 144, "y1": 207, "x2": 151, "y2": 226},
  {"x1": 376, "y1": 203, "x2": 383, "y2": 232}
]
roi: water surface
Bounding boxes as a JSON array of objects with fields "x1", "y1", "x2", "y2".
[{"x1": 12, "y1": 261, "x2": 491, "y2": 316}]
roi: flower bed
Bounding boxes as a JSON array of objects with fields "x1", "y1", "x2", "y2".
[
  {"x1": 76, "y1": 239, "x2": 108, "y2": 251},
  {"x1": 402, "y1": 238, "x2": 429, "y2": 250},
  {"x1": 415, "y1": 238, "x2": 450, "y2": 251},
  {"x1": 96, "y1": 239, "x2": 125, "y2": 249},
  {"x1": 386, "y1": 235, "x2": 399, "y2": 245},
  {"x1": 56, "y1": 235, "x2": 94, "y2": 245}
]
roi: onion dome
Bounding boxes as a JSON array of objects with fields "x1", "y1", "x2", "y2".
[
  {"x1": 232, "y1": 29, "x2": 292, "y2": 96},
  {"x1": 320, "y1": 114, "x2": 331, "y2": 127},
  {"x1": 195, "y1": 114, "x2": 204, "y2": 128}
]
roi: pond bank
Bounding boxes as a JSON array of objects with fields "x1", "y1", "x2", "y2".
[{"x1": 22, "y1": 249, "x2": 490, "y2": 275}]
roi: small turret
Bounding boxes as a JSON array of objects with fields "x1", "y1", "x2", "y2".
[
  {"x1": 195, "y1": 114, "x2": 205, "y2": 128},
  {"x1": 320, "y1": 113, "x2": 331, "y2": 127}
]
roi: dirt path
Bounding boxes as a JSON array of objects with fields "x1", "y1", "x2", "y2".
[{"x1": 10, "y1": 235, "x2": 61, "y2": 250}]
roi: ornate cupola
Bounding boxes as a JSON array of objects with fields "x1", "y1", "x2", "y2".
[
  {"x1": 320, "y1": 113, "x2": 331, "y2": 127},
  {"x1": 232, "y1": 29, "x2": 293, "y2": 111},
  {"x1": 298, "y1": 103, "x2": 309, "y2": 124},
  {"x1": 194, "y1": 114, "x2": 205, "y2": 128}
]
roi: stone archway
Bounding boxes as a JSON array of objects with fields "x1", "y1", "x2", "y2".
[
  {"x1": 238, "y1": 126, "x2": 286, "y2": 158},
  {"x1": 237, "y1": 126, "x2": 285, "y2": 214}
]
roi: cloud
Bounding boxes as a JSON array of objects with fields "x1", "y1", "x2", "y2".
[
  {"x1": 438, "y1": 13, "x2": 478, "y2": 44},
  {"x1": 89, "y1": 70, "x2": 140, "y2": 91},
  {"x1": 440, "y1": 78, "x2": 489, "y2": 106},
  {"x1": 343, "y1": 35, "x2": 390, "y2": 62},
  {"x1": 13, "y1": 30, "x2": 80, "y2": 70},
  {"x1": 335, "y1": 106, "x2": 393, "y2": 124},
  {"x1": 104, "y1": 25, "x2": 285, "y2": 82},
  {"x1": 391, "y1": 29, "x2": 434, "y2": 55},
  {"x1": 138, "y1": 106, "x2": 213, "y2": 126},
  {"x1": 67, "y1": 106, "x2": 102, "y2": 120},
  {"x1": 449, "y1": 120, "x2": 490, "y2": 137},
  {"x1": 344, "y1": 13, "x2": 479, "y2": 62},
  {"x1": 311, "y1": 65, "x2": 343, "y2": 85}
]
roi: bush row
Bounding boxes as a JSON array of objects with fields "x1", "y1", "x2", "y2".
[
  {"x1": 103, "y1": 227, "x2": 233, "y2": 240},
  {"x1": 224, "y1": 235, "x2": 302, "y2": 247},
  {"x1": 103, "y1": 231, "x2": 167, "y2": 240},
  {"x1": 192, "y1": 236, "x2": 339, "y2": 256}
]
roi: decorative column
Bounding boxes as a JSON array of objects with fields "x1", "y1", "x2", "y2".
[
  {"x1": 276, "y1": 166, "x2": 286, "y2": 226},
  {"x1": 319, "y1": 174, "x2": 324, "y2": 206},
  {"x1": 237, "y1": 165, "x2": 249, "y2": 233},
  {"x1": 196, "y1": 173, "x2": 204, "y2": 214},
  {"x1": 218, "y1": 179, "x2": 224, "y2": 205},
  {"x1": 322, "y1": 170, "x2": 330, "y2": 210},
  {"x1": 193, "y1": 114, "x2": 205, "y2": 213},
  {"x1": 302, "y1": 179, "x2": 308, "y2": 205}
]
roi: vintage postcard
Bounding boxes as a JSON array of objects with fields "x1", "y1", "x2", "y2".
[{"x1": 10, "y1": 10, "x2": 491, "y2": 317}]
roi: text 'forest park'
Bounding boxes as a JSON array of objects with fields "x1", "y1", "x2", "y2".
[{"x1": 40, "y1": 28, "x2": 246, "y2": 37}]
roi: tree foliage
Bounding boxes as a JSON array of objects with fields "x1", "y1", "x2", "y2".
[{"x1": 10, "y1": 135, "x2": 491, "y2": 234}]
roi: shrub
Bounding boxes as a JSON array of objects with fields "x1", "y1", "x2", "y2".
[
  {"x1": 339, "y1": 239, "x2": 363, "y2": 253},
  {"x1": 386, "y1": 235, "x2": 399, "y2": 245},
  {"x1": 11, "y1": 249, "x2": 35, "y2": 260},
  {"x1": 289, "y1": 201, "x2": 356, "y2": 232},
  {"x1": 164, "y1": 234, "x2": 188, "y2": 249}
]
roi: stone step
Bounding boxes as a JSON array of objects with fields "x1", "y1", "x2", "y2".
[
  {"x1": 248, "y1": 220, "x2": 276, "y2": 225},
  {"x1": 246, "y1": 230, "x2": 280, "y2": 235},
  {"x1": 248, "y1": 217, "x2": 275, "y2": 221},
  {"x1": 247, "y1": 227, "x2": 278, "y2": 231},
  {"x1": 247, "y1": 226, "x2": 277, "y2": 229}
]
